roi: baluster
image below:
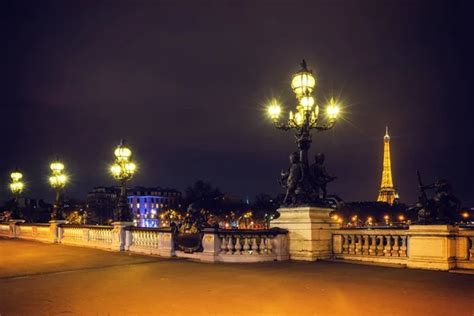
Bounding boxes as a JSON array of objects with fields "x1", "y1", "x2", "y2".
[
  {"x1": 266, "y1": 236, "x2": 273, "y2": 254},
  {"x1": 227, "y1": 235, "x2": 234, "y2": 254},
  {"x1": 243, "y1": 236, "x2": 250, "y2": 253},
  {"x1": 399, "y1": 236, "x2": 407, "y2": 257},
  {"x1": 369, "y1": 235, "x2": 377, "y2": 256},
  {"x1": 391, "y1": 236, "x2": 400, "y2": 257},
  {"x1": 384, "y1": 236, "x2": 392, "y2": 257},
  {"x1": 376, "y1": 236, "x2": 384, "y2": 256},
  {"x1": 355, "y1": 235, "x2": 362, "y2": 255},
  {"x1": 362, "y1": 235, "x2": 370, "y2": 255},
  {"x1": 251, "y1": 237, "x2": 258, "y2": 255},
  {"x1": 342, "y1": 235, "x2": 349, "y2": 254},
  {"x1": 259, "y1": 236, "x2": 266, "y2": 254},
  {"x1": 220, "y1": 235, "x2": 227, "y2": 253},
  {"x1": 350, "y1": 235, "x2": 357, "y2": 254},
  {"x1": 235, "y1": 236, "x2": 242, "y2": 254}
]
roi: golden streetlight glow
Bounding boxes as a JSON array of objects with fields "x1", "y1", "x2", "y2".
[
  {"x1": 398, "y1": 215, "x2": 405, "y2": 222},
  {"x1": 461, "y1": 212, "x2": 469, "y2": 219},
  {"x1": 326, "y1": 97, "x2": 340, "y2": 120},
  {"x1": 267, "y1": 100, "x2": 282, "y2": 120},
  {"x1": 49, "y1": 160, "x2": 67, "y2": 189},
  {"x1": 110, "y1": 141, "x2": 136, "y2": 181},
  {"x1": 291, "y1": 67, "x2": 316, "y2": 98},
  {"x1": 10, "y1": 170, "x2": 24, "y2": 195},
  {"x1": 300, "y1": 95, "x2": 315, "y2": 110}
]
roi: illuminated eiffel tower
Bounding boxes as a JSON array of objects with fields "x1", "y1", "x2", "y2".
[{"x1": 377, "y1": 127, "x2": 398, "y2": 205}]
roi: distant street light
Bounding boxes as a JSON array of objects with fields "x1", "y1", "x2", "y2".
[
  {"x1": 9, "y1": 168, "x2": 24, "y2": 219},
  {"x1": 266, "y1": 60, "x2": 341, "y2": 204},
  {"x1": 49, "y1": 158, "x2": 68, "y2": 220},
  {"x1": 110, "y1": 140, "x2": 136, "y2": 222}
]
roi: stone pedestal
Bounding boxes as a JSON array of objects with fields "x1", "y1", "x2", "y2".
[
  {"x1": 200, "y1": 228, "x2": 221, "y2": 262},
  {"x1": 407, "y1": 225, "x2": 458, "y2": 271},
  {"x1": 270, "y1": 206, "x2": 338, "y2": 261},
  {"x1": 111, "y1": 221, "x2": 134, "y2": 251},
  {"x1": 49, "y1": 220, "x2": 66, "y2": 243}
]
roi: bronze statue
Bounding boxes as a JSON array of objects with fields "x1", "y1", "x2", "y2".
[
  {"x1": 309, "y1": 153, "x2": 337, "y2": 199},
  {"x1": 414, "y1": 171, "x2": 461, "y2": 224},
  {"x1": 174, "y1": 203, "x2": 207, "y2": 253},
  {"x1": 281, "y1": 152, "x2": 305, "y2": 205}
]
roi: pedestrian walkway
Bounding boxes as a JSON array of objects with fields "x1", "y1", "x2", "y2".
[{"x1": 0, "y1": 238, "x2": 473, "y2": 315}]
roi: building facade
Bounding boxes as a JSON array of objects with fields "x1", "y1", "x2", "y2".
[
  {"x1": 86, "y1": 186, "x2": 182, "y2": 226},
  {"x1": 127, "y1": 187, "x2": 182, "y2": 227}
]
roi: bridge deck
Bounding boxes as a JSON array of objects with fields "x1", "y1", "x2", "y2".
[{"x1": 0, "y1": 238, "x2": 472, "y2": 315}]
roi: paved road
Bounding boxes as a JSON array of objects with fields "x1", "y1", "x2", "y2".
[{"x1": 0, "y1": 238, "x2": 473, "y2": 316}]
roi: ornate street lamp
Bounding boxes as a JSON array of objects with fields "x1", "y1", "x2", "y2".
[
  {"x1": 110, "y1": 140, "x2": 136, "y2": 222},
  {"x1": 9, "y1": 168, "x2": 24, "y2": 219},
  {"x1": 266, "y1": 60, "x2": 341, "y2": 205},
  {"x1": 49, "y1": 158, "x2": 68, "y2": 220}
]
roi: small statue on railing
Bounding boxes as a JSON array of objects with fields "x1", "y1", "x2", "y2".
[
  {"x1": 174, "y1": 204, "x2": 208, "y2": 253},
  {"x1": 310, "y1": 153, "x2": 337, "y2": 200},
  {"x1": 413, "y1": 171, "x2": 461, "y2": 224}
]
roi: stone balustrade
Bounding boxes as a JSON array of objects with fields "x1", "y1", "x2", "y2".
[
  {"x1": 124, "y1": 226, "x2": 174, "y2": 256},
  {"x1": 333, "y1": 228, "x2": 409, "y2": 265},
  {"x1": 1, "y1": 219, "x2": 473, "y2": 270},
  {"x1": 60, "y1": 225, "x2": 114, "y2": 249},
  {"x1": 17, "y1": 223, "x2": 52, "y2": 242},
  {"x1": 215, "y1": 229, "x2": 289, "y2": 262}
]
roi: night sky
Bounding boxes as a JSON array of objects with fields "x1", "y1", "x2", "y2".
[{"x1": 1, "y1": 1, "x2": 473, "y2": 206}]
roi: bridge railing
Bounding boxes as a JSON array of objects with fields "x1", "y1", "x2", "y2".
[
  {"x1": 332, "y1": 228, "x2": 409, "y2": 265},
  {"x1": 124, "y1": 226, "x2": 174, "y2": 257},
  {"x1": 215, "y1": 228, "x2": 289, "y2": 262},
  {"x1": 60, "y1": 224, "x2": 114, "y2": 250}
]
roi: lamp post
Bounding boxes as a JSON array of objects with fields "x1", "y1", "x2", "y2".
[
  {"x1": 49, "y1": 159, "x2": 67, "y2": 220},
  {"x1": 110, "y1": 140, "x2": 136, "y2": 222},
  {"x1": 266, "y1": 60, "x2": 340, "y2": 204},
  {"x1": 9, "y1": 168, "x2": 24, "y2": 219}
]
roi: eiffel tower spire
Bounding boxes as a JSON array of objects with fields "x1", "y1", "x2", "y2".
[{"x1": 377, "y1": 126, "x2": 397, "y2": 205}]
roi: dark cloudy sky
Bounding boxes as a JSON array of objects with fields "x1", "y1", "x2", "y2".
[{"x1": 1, "y1": 0, "x2": 473, "y2": 205}]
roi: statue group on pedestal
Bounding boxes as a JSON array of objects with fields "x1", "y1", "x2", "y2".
[
  {"x1": 280, "y1": 152, "x2": 336, "y2": 206},
  {"x1": 411, "y1": 171, "x2": 461, "y2": 224}
]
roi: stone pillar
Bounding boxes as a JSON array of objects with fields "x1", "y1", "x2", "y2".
[
  {"x1": 270, "y1": 206, "x2": 339, "y2": 261},
  {"x1": 273, "y1": 232, "x2": 290, "y2": 261},
  {"x1": 49, "y1": 220, "x2": 66, "y2": 243},
  {"x1": 158, "y1": 229, "x2": 175, "y2": 257},
  {"x1": 200, "y1": 228, "x2": 221, "y2": 262},
  {"x1": 8, "y1": 219, "x2": 25, "y2": 238},
  {"x1": 407, "y1": 225, "x2": 458, "y2": 271},
  {"x1": 111, "y1": 221, "x2": 133, "y2": 251}
]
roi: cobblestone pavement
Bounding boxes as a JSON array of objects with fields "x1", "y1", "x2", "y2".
[{"x1": 0, "y1": 238, "x2": 473, "y2": 316}]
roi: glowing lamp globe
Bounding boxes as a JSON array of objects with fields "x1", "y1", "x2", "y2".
[
  {"x1": 10, "y1": 181, "x2": 24, "y2": 194},
  {"x1": 267, "y1": 102, "x2": 281, "y2": 120},
  {"x1": 11, "y1": 171, "x2": 23, "y2": 182},
  {"x1": 300, "y1": 96, "x2": 315, "y2": 110},
  {"x1": 125, "y1": 162, "x2": 136, "y2": 173},
  {"x1": 114, "y1": 144, "x2": 132, "y2": 162},
  {"x1": 326, "y1": 98, "x2": 340, "y2": 120},
  {"x1": 50, "y1": 161, "x2": 64, "y2": 172},
  {"x1": 291, "y1": 69, "x2": 316, "y2": 98}
]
